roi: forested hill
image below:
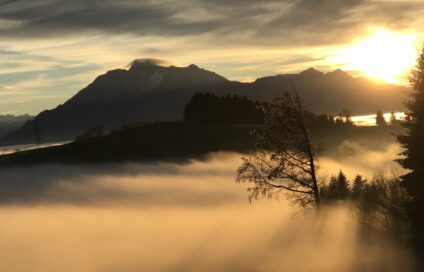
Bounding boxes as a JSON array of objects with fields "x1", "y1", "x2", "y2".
[
  {"x1": 0, "y1": 122, "x2": 403, "y2": 166},
  {"x1": 183, "y1": 93, "x2": 337, "y2": 127}
]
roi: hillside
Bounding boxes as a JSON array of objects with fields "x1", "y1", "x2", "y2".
[
  {"x1": 0, "y1": 123, "x2": 256, "y2": 165},
  {"x1": 0, "y1": 122, "x2": 403, "y2": 166}
]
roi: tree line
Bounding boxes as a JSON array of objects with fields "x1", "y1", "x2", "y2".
[
  {"x1": 184, "y1": 92, "x2": 340, "y2": 128},
  {"x1": 184, "y1": 93, "x2": 264, "y2": 124}
]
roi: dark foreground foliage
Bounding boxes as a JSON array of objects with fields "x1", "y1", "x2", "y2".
[
  {"x1": 397, "y1": 45, "x2": 424, "y2": 265},
  {"x1": 321, "y1": 171, "x2": 410, "y2": 236}
]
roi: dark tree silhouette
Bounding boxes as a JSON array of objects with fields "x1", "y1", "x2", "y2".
[
  {"x1": 321, "y1": 170, "x2": 351, "y2": 202},
  {"x1": 351, "y1": 175, "x2": 366, "y2": 200},
  {"x1": 397, "y1": 45, "x2": 424, "y2": 258},
  {"x1": 237, "y1": 92, "x2": 321, "y2": 207},
  {"x1": 357, "y1": 174, "x2": 410, "y2": 236},
  {"x1": 390, "y1": 111, "x2": 397, "y2": 124},
  {"x1": 376, "y1": 110, "x2": 387, "y2": 126},
  {"x1": 340, "y1": 108, "x2": 353, "y2": 124},
  {"x1": 184, "y1": 93, "x2": 264, "y2": 124},
  {"x1": 75, "y1": 127, "x2": 105, "y2": 141},
  {"x1": 333, "y1": 171, "x2": 350, "y2": 198},
  {"x1": 184, "y1": 93, "x2": 335, "y2": 127}
]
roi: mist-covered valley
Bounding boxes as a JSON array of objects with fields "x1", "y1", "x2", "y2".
[{"x1": 0, "y1": 136, "x2": 413, "y2": 272}]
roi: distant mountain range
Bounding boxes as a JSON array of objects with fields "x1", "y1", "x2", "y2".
[
  {"x1": 0, "y1": 60, "x2": 409, "y2": 146},
  {"x1": 0, "y1": 114, "x2": 33, "y2": 140}
]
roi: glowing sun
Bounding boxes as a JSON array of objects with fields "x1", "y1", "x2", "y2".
[{"x1": 332, "y1": 29, "x2": 418, "y2": 84}]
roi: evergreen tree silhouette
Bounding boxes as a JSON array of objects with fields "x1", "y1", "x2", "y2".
[
  {"x1": 324, "y1": 170, "x2": 350, "y2": 201},
  {"x1": 376, "y1": 110, "x2": 387, "y2": 126},
  {"x1": 397, "y1": 45, "x2": 424, "y2": 260},
  {"x1": 390, "y1": 111, "x2": 397, "y2": 124},
  {"x1": 184, "y1": 93, "x2": 264, "y2": 124},
  {"x1": 351, "y1": 175, "x2": 366, "y2": 200}
]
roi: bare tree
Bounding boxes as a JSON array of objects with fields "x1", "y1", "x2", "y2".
[{"x1": 237, "y1": 92, "x2": 321, "y2": 207}]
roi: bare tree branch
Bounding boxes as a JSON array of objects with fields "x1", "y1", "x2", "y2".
[{"x1": 237, "y1": 91, "x2": 321, "y2": 207}]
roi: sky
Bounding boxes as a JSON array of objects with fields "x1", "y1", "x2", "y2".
[{"x1": 0, "y1": 0, "x2": 423, "y2": 115}]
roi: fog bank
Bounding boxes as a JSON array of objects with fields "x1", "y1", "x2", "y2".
[{"x1": 0, "y1": 142, "x2": 413, "y2": 271}]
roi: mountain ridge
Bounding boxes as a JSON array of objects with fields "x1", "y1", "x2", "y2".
[
  {"x1": 0, "y1": 114, "x2": 34, "y2": 140},
  {"x1": 0, "y1": 61, "x2": 408, "y2": 146}
]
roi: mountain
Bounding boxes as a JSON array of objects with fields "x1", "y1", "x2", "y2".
[
  {"x1": 0, "y1": 114, "x2": 33, "y2": 139},
  {"x1": 0, "y1": 60, "x2": 408, "y2": 146},
  {"x1": 245, "y1": 68, "x2": 408, "y2": 114},
  {"x1": 0, "y1": 61, "x2": 229, "y2": 146}
]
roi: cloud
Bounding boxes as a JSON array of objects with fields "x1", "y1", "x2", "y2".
[
  {"x1": 128, "y1": 58, "x2": 172, "y2": 68},
  {"x1": 0, "y1": 0, "x2": 423, "y2": 114},
  {"x1": 0, "y1": 0, "x2": 221, "y2": 37},
  {"x1": 0, "y1": 0, "x2": 422, "y2": 46}
]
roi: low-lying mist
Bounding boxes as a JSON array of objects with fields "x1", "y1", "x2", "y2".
[
  {"x1": 0, "y1": 140, "x2": 414, "y2": 271},
  {"x1": 320, "y1": 140, "x2": 403, "y2": 179}
]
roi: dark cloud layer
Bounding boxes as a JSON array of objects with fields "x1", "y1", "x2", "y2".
[{"x1": 0, "y1": 0, "x2": 422, "y2": 46}]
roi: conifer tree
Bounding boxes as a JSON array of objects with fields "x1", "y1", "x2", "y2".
[
  {"x1": 376, "y1": 110, "x2": 387, "y2": 126},
  {"x1": 397, "y1": 45, "x2": 424, "y2": 257},
  {"x1": 390, "y1": 111, "x2": 397, "y2": 124}
]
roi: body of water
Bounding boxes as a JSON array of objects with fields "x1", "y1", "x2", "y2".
[{"x1": 0, "y1": 141, "x2": 70, "y2": 155}]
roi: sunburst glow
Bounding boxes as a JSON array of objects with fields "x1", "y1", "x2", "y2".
[{"x1": 332, "y1": 29, "x2": 418, "y2": 84}]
